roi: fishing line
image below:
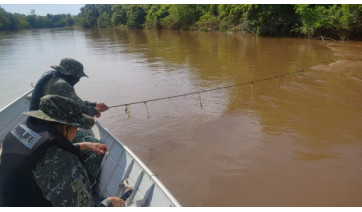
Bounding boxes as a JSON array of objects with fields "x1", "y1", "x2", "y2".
[
  {"x1": 320, "y1": 36, "x2": 336, "y2": 53},
  {"x1": 82, "y1": 135, "x2": 109, "y2": 188},
  {"x1": 109, "y1": 69, "x2": 305, "y2": 109}
]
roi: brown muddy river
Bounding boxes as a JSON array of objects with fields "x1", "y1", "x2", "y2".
[{"x1": 0, "y1": 28, "x2": 361, "y2": 206}]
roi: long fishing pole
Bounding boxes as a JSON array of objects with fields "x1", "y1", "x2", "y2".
[{"x1": 108, "y1": 69, "x2": 305, "y2": 109}]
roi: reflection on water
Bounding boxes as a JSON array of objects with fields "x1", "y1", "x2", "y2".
[{"x1": 1, "y1": 28, "x2": 361, "y2": 206}]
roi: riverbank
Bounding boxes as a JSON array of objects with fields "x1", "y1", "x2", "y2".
[
  {"x1": 1, "y1": 4, "x2": 361, "y2": 41},
  {"x1": 80, "y1": 4, "x2": 362, "y2": 41}
]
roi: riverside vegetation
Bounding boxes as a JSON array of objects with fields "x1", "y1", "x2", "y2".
[{"x1": 1, "y1": 4, "x2": 361, "y2": 40}]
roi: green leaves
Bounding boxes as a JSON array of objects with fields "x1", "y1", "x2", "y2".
[
  {"x1": 0, "y1": 6, "x2": 76, "y2": 30},
  {"x1": 294, "y1": 4, "x2": 361, "y2": 40}
]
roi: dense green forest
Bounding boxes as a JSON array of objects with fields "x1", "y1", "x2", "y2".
[
  {"x1": 1, "y1": 4, "x2": 361, "y2": 40},
  {"x1": 0, "y1": 7, "x2": 74, "y2": 30}
]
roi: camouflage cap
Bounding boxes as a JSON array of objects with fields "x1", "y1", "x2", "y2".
[
  {"x1": 51, "y1": 58, "x2": 88, "y2": 78},
  {"x1": 23, "y1": 95, "x2": 95, "y2": 129}
]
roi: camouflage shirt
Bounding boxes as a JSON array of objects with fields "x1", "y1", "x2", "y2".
[
  {"x1": 32, "y1": 145, "x2": 111, "y2": 207},
  {"x1": 31, "y1": 71, "x2": 98, "y2": 116}
]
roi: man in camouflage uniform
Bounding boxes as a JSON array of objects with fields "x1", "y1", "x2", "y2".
[
  {"x1": 30, "y1": 58, "x2": 109, "y2": 117},
  {"x1": 0, "y1": 95, "x2": 124, "y2": 207}
]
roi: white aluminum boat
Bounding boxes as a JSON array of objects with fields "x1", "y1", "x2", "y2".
[{"x1": 0, "y1": 89, "x2": 181, "y2": 207}]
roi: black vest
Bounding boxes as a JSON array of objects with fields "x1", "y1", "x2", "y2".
[
  {"x1": 0, "y1": 118, "x2": 83, "y2": 206},
  {"x1": 29, "y1": 71, "x2": 79, "y2": 111},
  {"x1": 29, "y1": 71, "x2": 57, "y2": 111}
]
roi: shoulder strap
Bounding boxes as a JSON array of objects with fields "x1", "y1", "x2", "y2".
[{"x1": 29, "y1": 71, "x2": 57, "y2": 111}]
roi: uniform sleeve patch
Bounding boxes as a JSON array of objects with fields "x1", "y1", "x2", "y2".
[
  {"x1": 77, "y1": 188, "x2": 91, "y2": 207},
  {"x1": 71, "y1": 178, "x2": 84, "y2": 192},
  {"x1": 11, "y1": 124, "x2": 41, "y2": 149}
]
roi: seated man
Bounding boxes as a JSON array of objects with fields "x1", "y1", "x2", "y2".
[
  {"x1": 30, "y1": 58, "x2": 109, "y2": 117},
  {"x1": 0, "y1": 95, "x2": 123, "y2": 207}
]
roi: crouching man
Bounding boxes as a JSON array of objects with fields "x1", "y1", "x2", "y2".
[{"x1": 0, "y1": 95, "x2": 123, "y2": 207}]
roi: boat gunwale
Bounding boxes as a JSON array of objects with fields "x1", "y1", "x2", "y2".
[
  {"x1": 0, "y1": 89, "x2": 33, "y2": 114},
  {"x1": 0, "y1": 89, "x2": 33, "y2": 149},
  {"x1": 96, "y1": 121, "x2": 181, "y2": 207}
]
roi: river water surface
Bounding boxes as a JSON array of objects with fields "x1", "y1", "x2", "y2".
[{"x1": 0, "y1": 28, "x2": 361, "y2": 206}]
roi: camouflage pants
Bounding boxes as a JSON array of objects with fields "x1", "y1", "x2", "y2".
[{"x1": 72, "y1": 131, "x2": 104, "y2": 189}]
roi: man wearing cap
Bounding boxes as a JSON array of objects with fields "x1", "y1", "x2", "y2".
[
  {"x1": 0, "y1": 95, "x2": 124, "y2": 207},
  {"x1": 30, "y1": 58, "x2": 108, "y2": 118}
]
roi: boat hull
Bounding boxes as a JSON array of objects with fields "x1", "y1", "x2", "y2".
[{"x1": 0, "y1": 90, "x2": 181, "y2": 207}]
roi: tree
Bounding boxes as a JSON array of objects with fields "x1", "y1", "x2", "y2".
[
  {"x1": 294, "y1": 4, "x2": 361, "y2": 39},
  {"x1": 111, "y1": 5, "x2": 127, "y2": 26},
  {"x1": 79, "y1": 4, "x2": 99, "y2": 28},
  {"x1": 241, "y1": 5, "x2": 298, "y2": 36},
  {"x1": 126, "y1": 5, "x2": 146, "y2": 28},
  {"x1": 0, "y1": 7, "x2": 11, "y2": 30},
  {"x1": 328, "y1": 4, "x2": 362, "y2": 40},
  {"x1": 161, "y1": 4, "x2": 200, "y2": 30},
  {"x1": 97, "y1": 12, "x2": 111, "y2": 28},
  {"x1": 196, "y1": 5, "x2": 220, "y2": 31},
  {"x1": 145, "y1": 5, "x2": 170, "y2": 29}
]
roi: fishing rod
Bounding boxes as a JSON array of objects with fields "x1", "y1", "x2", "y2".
[{"x1": 108, "y1": 69, "x2": 305, "y2": 109}]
